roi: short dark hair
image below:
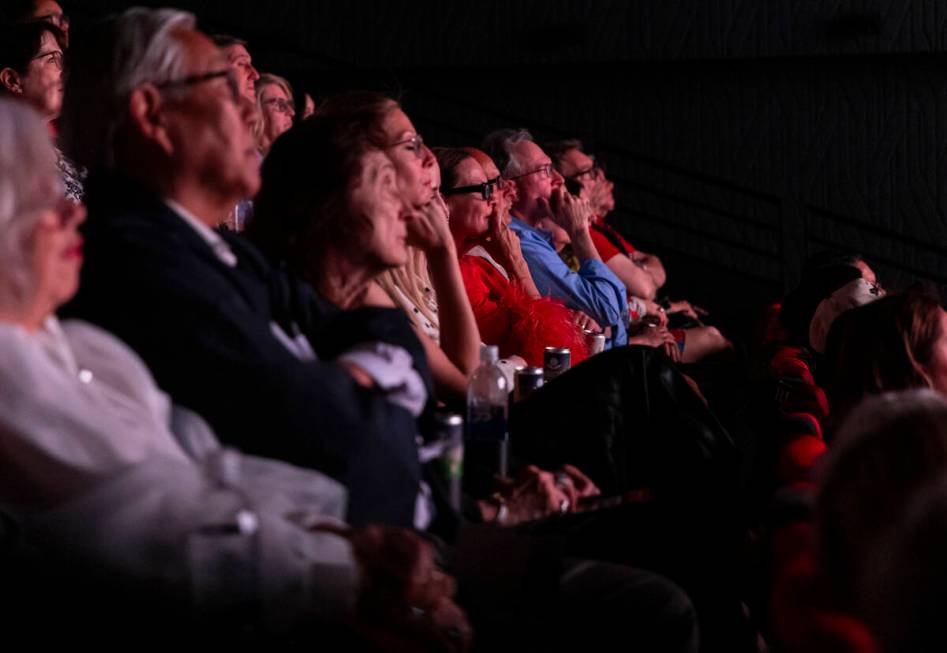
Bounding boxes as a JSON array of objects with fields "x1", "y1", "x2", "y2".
[
  {"x1": 209, "y1": 33, "x2": 246, "y2": 49},
  {"x1": 432, "y1": 147, "x2": 474, "y2": 193},
  {"x1": 544, "y1": 138, "x2": 585, "y2": 171},
  {"x1": 825, "y1": 291, "x2": 944, "y2": 419},
  {"x1": 0, "y1": 20, "x2": 65, "y2": 78},
  {"x1": 247, "y1": 91, "x2": 395, "y2": 281}
]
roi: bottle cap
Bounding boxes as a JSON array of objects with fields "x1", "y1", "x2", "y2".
[{"x1": 480, "y1": 344, "x2": 499, "y2": 364}]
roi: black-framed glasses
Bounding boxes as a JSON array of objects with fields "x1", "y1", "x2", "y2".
[
  {"x1": 505, "y1": 163, "x2": 553, "y2": 181},
  {"x1": 262, "y1": 97, "x2": 295, "y2": 115},
  {"x1": 155, "y1": 69, "x2": 240, "y2": 103},
  {"x1": 570, "y1": 164, "x2": 597, "y2": 180},
  {"x1": 443, "y1": 181, "x2": 494, "y2": 201},
  {"x1": 391, "y1": 134, "x2": 425, "y2": 158},
  {"x1": 32, "y1": 49, "x2": 64, "y2": 70}
]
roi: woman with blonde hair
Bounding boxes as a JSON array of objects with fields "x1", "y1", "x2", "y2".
[{"x1": 255, "y1": 72, "x2": 295, "y2": 155}]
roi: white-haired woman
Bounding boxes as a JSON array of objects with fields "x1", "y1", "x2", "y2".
[{"x1": 0, "y1": 97, "x2": 469, "y2": 649}]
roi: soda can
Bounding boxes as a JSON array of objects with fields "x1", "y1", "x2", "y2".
[
  {"x1": 543, "y1": 347, "x2": 571, "y2": 381},
  {"x1": 514, "y1": 367, "x2": 544, "y2": 402},
  {"x1": 435, "y1": 413, "x2": 464, "y2": 512},
  {"x1": 584, "y1": 330, "x2": 606, "y2": 356}
]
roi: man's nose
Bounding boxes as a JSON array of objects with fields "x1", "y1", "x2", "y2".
[{"x1": 551, "y1": 169, "x2": 564, "y2": 188}]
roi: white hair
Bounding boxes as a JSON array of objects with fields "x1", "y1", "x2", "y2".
[
  {"x1": 0, "y1": 98, "x2": 62, "y2": 302},
  {"x1": 481, "y1": 128, "x2": 534, "y2": 177},
  {"x1": 60, "y1": 7, "x2": 196, "y2": 171}
]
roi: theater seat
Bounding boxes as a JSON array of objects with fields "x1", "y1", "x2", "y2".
[
  {"x1": 777, "y1": 435, "x2": 827, "y2": 485},
  {"x1": 780, "y1": 383, "x2": 830, "y2": 421}
]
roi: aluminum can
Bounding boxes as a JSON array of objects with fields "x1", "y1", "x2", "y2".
[
  {"x1": 435, "y1": 413, "x2": 464, "y2": 511},
  {"x1": 584, "y1": 330, "x2": 606, "y2": 356},
  {"x1": 543, "y1": 347, "x2": 571, "y2": 381},
  {"x1": 514, "y1": 367, "x2": 544, "y2": 402}
]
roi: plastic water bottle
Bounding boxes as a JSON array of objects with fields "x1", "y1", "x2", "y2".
[{"x1": 466, "y1": 344, "x2": 510, "y2": 477}]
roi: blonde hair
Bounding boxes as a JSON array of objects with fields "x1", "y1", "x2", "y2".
[
  {"x1": 376, "y1": 246, "x2": 439, "y2": 337},
  {"x1": 255, "y1": 72, "x2": 293, "y2": 106}
]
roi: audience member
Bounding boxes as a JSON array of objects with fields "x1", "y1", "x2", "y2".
[
  {"x1": 482, "y1": 128, "x2": 629, "y2": 347},
  {"x1": 547, "y1": 139, "x2": 730, "y2": 363},
  {"x1": 211, "y1": 33, "x2": 260, "y2": 103},
  {"x1": 815, "y1": 390, "x2": 947, "y2": 651},
  {"x1": 439, "y1": 146, "x2": 673, "y2": 366},
  {"x1": 0, "y1": 19, "x2": 82, "y2": 201},
  {"x1": 256, "y1": 72, "x2": 295, "y2": 155},
  {"x1": 825, "y1": 290, "x2": 943, "y2": 423},
  {"x1": 0, "y1": 95, "x2": 471, "y2": 650},
  {"x1": 60, "y1": 7, "x2": 430, "y2": 527}
]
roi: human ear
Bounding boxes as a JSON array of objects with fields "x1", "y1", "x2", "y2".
[
  {"x1": 127, "y1": 84, "x2": 174, "y2": 155},
  {"x1": 0, "y1": 68, "x2": 22, "y2": 95}
]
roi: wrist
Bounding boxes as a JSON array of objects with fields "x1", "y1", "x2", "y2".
[{"x1": 426, "y1": 240, "x2": 457, "y2": 261}]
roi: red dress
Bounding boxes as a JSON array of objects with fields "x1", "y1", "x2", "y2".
[{"x1": 460, "y1": 254, "x2": 589, "y2": 368}]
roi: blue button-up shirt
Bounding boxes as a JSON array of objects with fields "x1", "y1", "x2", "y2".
[{"x1": 509, "y1": 217, "x2": 628, "y2": 347}]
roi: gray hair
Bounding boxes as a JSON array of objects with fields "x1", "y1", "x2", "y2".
[
  {"x1": 60, "y1": 7, "x2": 196, "y2": 172},
  {"x1": 0, "y1": 98, "x2": 62, "y2": 302},
  {"x1": 481, "y1": 128, "x2": 533, "y2": 178}
]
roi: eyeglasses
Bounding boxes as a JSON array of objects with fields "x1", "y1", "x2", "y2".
[
  {"x1": 32, "y1": 49, "x2": 64, "y2": 71},
  {"x1": 443, "y1": 181, "x2": 494, "y2": 201},
  {"x1": 262, "y1": 97, "x2": 295, "y2": 115},
  {"x1": 505, "y1": 163, "x2": 553, "y2": 181},
  {"x1": 155, "y1": 69, "x2": 240, "y2": 104},
  {"x1": 391, "y1": 134, "x2": 425, "y2": 158}
]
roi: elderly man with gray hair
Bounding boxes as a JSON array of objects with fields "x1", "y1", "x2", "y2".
[
  {"x1": 60, "y1": 7, "x2": 434, "y2": 530},
  {"x1": 482, "y1": 128, "x2": 629, "y2": 348}
]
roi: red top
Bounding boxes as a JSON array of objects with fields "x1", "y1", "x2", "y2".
[
  {"x1": 590, "y1": 221, "x2": 636, "y2": 262},
  {"x1": 459, "y1": 254, "x2": 589, "y2": 367}
]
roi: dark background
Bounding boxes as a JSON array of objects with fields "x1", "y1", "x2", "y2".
[{"x1": 65, "y1": 0, "x2": 947, "y2": 322}]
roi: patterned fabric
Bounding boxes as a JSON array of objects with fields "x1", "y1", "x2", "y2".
[{"x1": 56, "y1": 149, "x2": 85, "y2": 203}]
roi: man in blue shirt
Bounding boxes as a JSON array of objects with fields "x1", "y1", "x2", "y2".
[{"x1": 483, "y1": 129, "x2": 629, "y2": 347}]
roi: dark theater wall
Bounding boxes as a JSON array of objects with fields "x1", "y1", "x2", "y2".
[{"x1": 68, "y1": 0, "x2": 947, "y2": 315}]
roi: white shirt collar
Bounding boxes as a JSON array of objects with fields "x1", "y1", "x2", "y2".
[{"x1": 164, "y1": 198, "x2": 237, "y2": 268}]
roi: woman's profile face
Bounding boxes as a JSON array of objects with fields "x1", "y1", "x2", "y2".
[
  {"x1": 381, "y1": 107, "x2": 435, "y2": 209},
  {"x1": 19, "y1": 30, "x2": 64, "y2": 122},
  {"x1": 444, "y1": 158, "x2": 492, "y2": 243},
  {"x1": 27, "y1": 198, "x2": 86, "y2": 314},
  {"x1": 348, "y1": 149, "x2": 409, "y2": 270}
]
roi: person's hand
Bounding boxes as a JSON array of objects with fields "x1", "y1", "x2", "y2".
[
  {"x1": 539, "y1": 187, "x2": 593, "y2": 238},
  {"x1": 481, "y1": 204, "x2": 524, "y2": 273},
  {"x1": 536, "y1": 217, "x2": 571, "y2": 251},
  {"x1": 492, "y1": 465, "x2": 577, "y2": 525},
  {"x1": 641, "y1": 300, "x2": 668, "y2": 327},
  {"x1": 571, "y1": 310, "x2": 601, "y2": 333},
  {"x1": 667, "y1": 300, "x2": 705, "y2": 321},
  {"x1": 406, "y1": 195, "x2": 453, "y2": 254},
  {"x1": 349, "y1": 526, "x2": 472, "y2": 653},
  {"x1": 556, "y1": 464, "x2": 601, "y2": 499},
  {"x1": 629, "y1": 326, "x2": 677, "y2": 350},
  {"x1": 663, "y1": 339, "x2": 683, "y2": 363}
]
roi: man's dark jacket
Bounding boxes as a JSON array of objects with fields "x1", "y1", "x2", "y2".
[{"x1": 63, "y1": 173, "x2": 430, "y2": 527}]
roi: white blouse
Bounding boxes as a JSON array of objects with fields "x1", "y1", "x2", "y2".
[{"x1": 0, "y1": 317, "x2": 358, "y2": 627}]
